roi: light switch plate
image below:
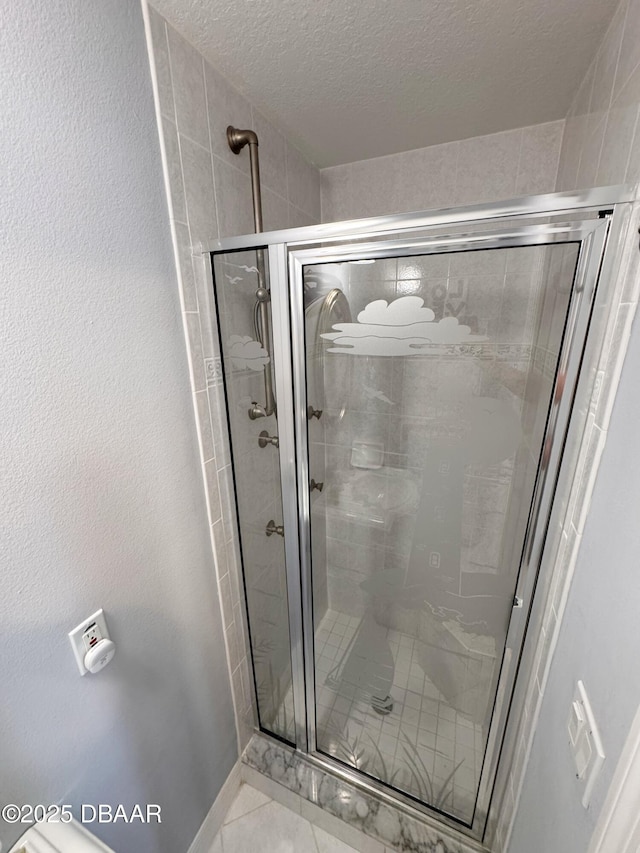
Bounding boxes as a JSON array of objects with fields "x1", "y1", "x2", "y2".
[
  {"x1": 68, "y1": 609, "x2": 110, "y2": 676},
  {"x1": 569, "y1": 680, "x2": 605, "y2": 807},
  {"x1": 569, "y1": 699, "x2": 586, "y2": 746}
]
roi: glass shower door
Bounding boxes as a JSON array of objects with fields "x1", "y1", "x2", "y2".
[
  {"x1": 212, "y1": 248, "x2": 296, "y2": 745},
  {"x1": 210, "y1": 193, "x2": 623, "y2": 841},
  {"x1": 297, "y1": 238, "x2": 584, "y2": 826}
]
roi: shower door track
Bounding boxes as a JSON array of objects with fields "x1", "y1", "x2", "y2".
[{"x1": 208, "y1": 185, "x2": 635, "y2": 843}]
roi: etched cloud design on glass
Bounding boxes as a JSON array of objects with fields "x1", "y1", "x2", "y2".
[
  {"x1": 321, "y1": 295, "x2": 487, "y2": 356},
  {"x1": 228, "y1": 335, "x2": 270, "y2": 371}
]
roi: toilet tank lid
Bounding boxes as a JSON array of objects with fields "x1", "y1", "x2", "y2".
[{"x1": 8, "y1": 819, "x2": 116, "y2": 853}]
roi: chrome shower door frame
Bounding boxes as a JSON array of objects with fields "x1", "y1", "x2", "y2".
[{"x1": 209, "y1": 186, "x2": 634, "y2": 843}]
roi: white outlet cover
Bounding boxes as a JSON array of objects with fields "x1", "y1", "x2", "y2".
[{"x1": 68, "y1": 609, "x2": 110, "y2": 676}]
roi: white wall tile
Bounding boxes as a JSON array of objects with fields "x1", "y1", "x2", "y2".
[
  {"x1": 205, "y1": 63, "x2": 253, "y2": 174},
  {"x1": 575, "y1": 115, "x2": 607, "y2": 188},
  {"x1": 286, "y1": 143, "x2": 321, "y2": 220},
  {"x1": 454, "y1": 128, "x2": 522, "y2": 205},
  {"x1": 516, "y1": 121, "x2": 564, "y2": 196},
  {"x1": 596, "y1": 100, "x2": 639, "y2": 185},
  {"x1": 289, "y1": 203, "x2": 318, "y2": 227},
  {"x1": 166, "y1": 26, "x2": 209, "y2": 148},
  {"x1": 320, "y1": 164, "x2": 352, "y2": 222},
  {"x1": 172, "y1": 221, "x2": 198, "y2": 311},
  {"x1": 626, "y1": 117, "x2": 640, "y2": 180},
  {"x1": 250, "y1": 108, "x2": 287, "y2": 195},
  {"x1": 320, "y1": 122, "x2": 562, "y2": 222},
  {"x1": 574, "y1": 59, "x2": 597, "y2": 119},
  {"x1": 162, "y1": 118, "x2": 188, "y2": 223},
  {"x1": 614, "y1": 0, "x2": 640, "y2": 101},
  {"x1": 180, "y1": 134, "x2": 218, "y2": 243},
  {"x1": 147, "y1": 7, "x2": 173, "y2": 120},
  {"x1": 590, "y1": 1, "x2": 626, "y2": 119},
  {"x1": 195, "y1": 388, "x2": 215, "y2": 462},
  {"x1": 394, "y1": 141, "x2": 460, "y2": 212},
  {"x1": 555, "y1": 114, "x2": 586, "y2": 191},
  {"x1": 205, "y1": 458, "x2": 223, "y2": 521},
  {"x1": 213, "y1": 157, "x2": 254, "y2": 238},
  {"x1": 262, "y1": 186, "x2": 289, "y2": 231},
  {"x1": 184, "y1": 311, "x2": 206, "y2": 392}
]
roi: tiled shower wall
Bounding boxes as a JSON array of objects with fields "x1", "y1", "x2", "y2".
[
  {"x1": 320, "y1": 120, "x2": 564, "y2": 222},
  {"x1": 497, "y1": 0, "x2": 640, "y2": 848},
  {"x1": 142, "y1": 1, "x2": 321, "y2": 752}
]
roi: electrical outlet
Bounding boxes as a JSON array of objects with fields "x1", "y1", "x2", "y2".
[
  {"x1": 82, "y1": 622, "x2": 102, "y2": 652},
  {"x1": 68, "y1": 609, "x2": 111, "y2": 675}
]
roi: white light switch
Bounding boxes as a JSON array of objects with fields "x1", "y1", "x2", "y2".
[
  {"x1": 569, "y1": 699, "x2": 586, "y2": 746},
  {"x1": 568, "y1": 681, "x2": 605, "y2": 807}
]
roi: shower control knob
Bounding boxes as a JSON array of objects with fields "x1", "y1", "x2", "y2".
[
  {"x1": 307, "y1": 406, "x2": 323, "y2": 420},
  {"x1": 310, "y1": 479, "x2": 324, "y2": 492},
  {"x1": 248, "y1": 402, "x2": 267, "y2": 419},
  {"x1": 266, "y1": 520, "x2": 284, "y2": 537},
  {"x1": 258, "y1": 430, "x2": 279, "y2": 448}
]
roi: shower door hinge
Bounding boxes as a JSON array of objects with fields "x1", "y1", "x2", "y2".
[{"x1": 513, "y1": 595, "x2": 524, "y2": 608}]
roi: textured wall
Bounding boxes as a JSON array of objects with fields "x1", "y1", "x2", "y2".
[
  {"x1": 320, "y1": 120, "x2": 564, "y2": 221},
  {"x1": 0, "y1": 1, "x2": 236, "y2": 852},
  {"x1": 144, "y1": 3, "x2": 322, "y2": 752},
  {"x1": 507, "y1": 0, "x2": 640, "y2": 849},
  {"x1": 149, "y1": 0, "x2": 617, "y2": 168}
]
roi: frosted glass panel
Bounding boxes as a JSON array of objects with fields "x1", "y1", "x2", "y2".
[
  {"x1": 304, "y1": 243, "x2": 579, "y2": 824},
  {"x1": 213, "y1": 249, "x2": 295, "y2": 744}
]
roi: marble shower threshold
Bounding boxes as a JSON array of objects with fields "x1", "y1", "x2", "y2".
[{"x1": 242, "y1": 732, "x2": 489, "y2": 853}]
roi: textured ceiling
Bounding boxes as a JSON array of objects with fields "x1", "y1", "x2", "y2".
[{"x1": 152, "y1": 0, "x2": 619, "y2": 167}]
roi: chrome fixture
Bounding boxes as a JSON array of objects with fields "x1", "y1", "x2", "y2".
[
  {"x1": 265, "y1": 520, "x2": 284, "y2": 537},
  {"x1": 310, "y1": 479, "x2": 324, "y2": 492},
  {"x1": 227, "y1": 126, "x2": 276, "y2": 420},
  {"x1": 307, "y1": 406, "x2": 322, "y2": 420},
  {"x1": 258, "y1": 430, "x2": 279, "y2": 448}
]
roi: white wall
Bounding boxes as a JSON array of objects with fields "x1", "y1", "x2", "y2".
[
  {"x1": 508, "y1": 0, "x2": 640, "y2": 848},
  {"x1": 0, "y1": 1, "x2": 236, "y2": 852},
  {"x1": 320, "y1": 121, "x2": 564, "y2": 221}
]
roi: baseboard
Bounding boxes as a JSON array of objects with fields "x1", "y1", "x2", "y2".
[
  {"x1": 588, "y1": 703, "x2": 640, "y2": 853},
  {"x1": 187, "y1": 761, "x2": 241, "y2": 853}
]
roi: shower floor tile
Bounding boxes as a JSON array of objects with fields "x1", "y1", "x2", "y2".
[{"x1": 312, "y1": 609, "x2": 486, "y2": 822}]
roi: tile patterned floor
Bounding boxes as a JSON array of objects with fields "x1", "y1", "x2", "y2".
[
  {"x1": 212, "y1": 783, "x2": 366, "y2": 852},
  {"x1": 313, "y1": 609, "x2": 485, "y2": 822}
]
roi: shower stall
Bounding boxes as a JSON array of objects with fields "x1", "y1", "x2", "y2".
[{"x1": 208, "y1": 186, "x2": 631, "y2": 841}]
